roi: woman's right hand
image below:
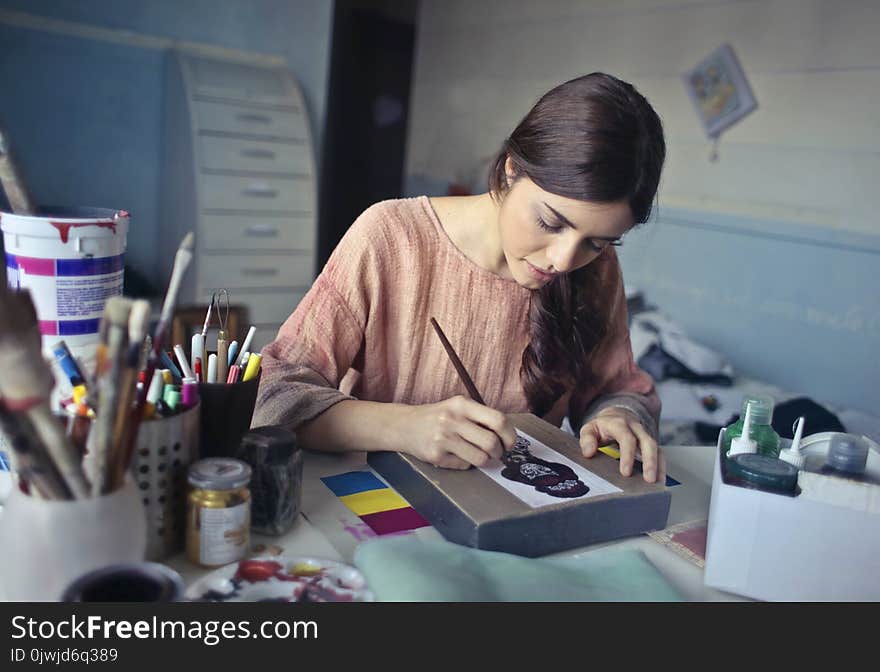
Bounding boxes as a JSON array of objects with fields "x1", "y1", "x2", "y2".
[{"x1": 392, "y1": 396, "x2": 517, "y2": 470}]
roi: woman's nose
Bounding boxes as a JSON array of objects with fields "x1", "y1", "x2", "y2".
[{"x1": 548, "y1": 240, "x2": 582, "y2": 273}]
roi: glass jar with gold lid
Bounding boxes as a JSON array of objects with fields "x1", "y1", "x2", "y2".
[{"x1": 186, "y1": 458, "x2": 251, "y2": 567}]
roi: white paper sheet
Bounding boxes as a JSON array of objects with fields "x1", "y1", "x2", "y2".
[{"x1": 479, "y1": 430, "x2": 622, "y2": 508}]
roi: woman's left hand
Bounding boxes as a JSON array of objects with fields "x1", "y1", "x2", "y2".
[{"x1": 579, "y1": 407, "x2": 665, "y2": 484}]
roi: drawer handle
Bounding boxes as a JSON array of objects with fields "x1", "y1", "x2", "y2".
[
  {"x1": 241, "y1": 268, "x2": 280, "y2": 277},
  {"x1": 240, "y1": 148, "x2": 276, "y2": 160},
  {"x1": 236, "y1": 113, "x2": 272, "y2": 124},
  {"x1": 243, "y1": 183, "x2": 279, "y2": 198},
  {"x1": 245, "y1": 224, "x2": 279, "y2": 237}
]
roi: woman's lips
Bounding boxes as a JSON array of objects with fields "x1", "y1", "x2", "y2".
[{"x1": 525, "y1": 260, "x2": 555, "y2": 282}]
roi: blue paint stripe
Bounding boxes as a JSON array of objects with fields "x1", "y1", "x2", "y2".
[
  {"x1": 58, "y1": 318, "x2": 101, "y2": 335},
  {"x1": 629, "y1": 459, "x2": 680, "y2": 486},
  {"x1": 56, "y1": 254, "x2": 124, "y2": 276},
  {"x1": 0, "y1": 451, "x2": 9, "y2": 471},
  {"x1": 321, "y1": 470, "x2": 387, "y2": 497}
]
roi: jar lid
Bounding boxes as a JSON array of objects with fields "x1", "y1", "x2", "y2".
[
  {"x1": 188, "y1": 458, "x2": 252, "y2": 490},
  {"x1": 239, "y1": 426, "x2": 297, "y2": 461},
  {"x1": 826, "y1": 437, "x2": 868, "y2": 473},
  {"x1": 728, "y1": 453, "x2": 798, "y2": 493}
]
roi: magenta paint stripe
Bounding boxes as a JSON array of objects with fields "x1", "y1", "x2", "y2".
[
  {"x1": 39, "y1": 320, "x2": 58, "y2": 336},
  {"x1": 7, "y1": 255, "x2": 56, "y2": 276},
  {"x1": 359, "y1": 507, "x2": 430, "y2": 536}
]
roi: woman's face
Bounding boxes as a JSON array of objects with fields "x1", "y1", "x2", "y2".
[{"x1": 496, "y1": 170, "x2": 634, "y2": 289}]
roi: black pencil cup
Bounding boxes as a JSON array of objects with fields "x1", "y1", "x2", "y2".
[{"x1": 197, "y1": 370, "x2": 261, "y2": 458}]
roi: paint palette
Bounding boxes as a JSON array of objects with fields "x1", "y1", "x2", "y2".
[{"x1": 185, "y1": 556, "x2": 374, "y2": 602}]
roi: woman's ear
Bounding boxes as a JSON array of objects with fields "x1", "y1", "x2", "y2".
[{"x1": 504, "y1": 155, "x2": 516, "y2": 187}]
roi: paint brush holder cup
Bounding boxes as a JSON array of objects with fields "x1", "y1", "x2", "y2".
[
  {"x1": 0, "y1": 476, "x2": 146, "y2": 601},
  {"x1": 197, "y1": 370, "x2": 261, "y2": 459},
  {"x1": 131, "y1": 402, "x2": 200, "y2": 561}
]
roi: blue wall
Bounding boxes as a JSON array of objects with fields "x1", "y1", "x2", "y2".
[
  {"x1": 618, "y1": 207, "x2": 880, "y2": 415},
  {"x1": 0, "y1": 1, "x2": 333, "y2": 279}
]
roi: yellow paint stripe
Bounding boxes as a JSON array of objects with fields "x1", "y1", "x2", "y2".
[
  {"x1": 598, "y1": 444, "x2": 621, "y2": 459},
  {"x1": 339, "y1": 488, "x2": 410, "y2": 516}
]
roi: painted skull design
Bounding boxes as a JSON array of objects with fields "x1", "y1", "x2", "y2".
[{"x1": 500, "y1": 436, "x2": 590, "y2": 498}]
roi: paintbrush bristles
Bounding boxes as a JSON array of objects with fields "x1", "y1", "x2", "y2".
[
  {"x1": 128, "y1": 300, "x2": 151, "y2": 342},
  {"x1": 158, "y1": 232, "x2": 195, "y2": 326}
]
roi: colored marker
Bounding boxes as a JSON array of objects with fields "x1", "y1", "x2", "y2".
[
  {"x1": 160, "y1": 349, "x2": 183, "y2": 381},
  {"x1": 52, "y1": 340, "x2": 86, "y2": 387},
  {"x1": 173, "y1": 344, "x2": 194, "y2": 380},
  {"x1": 182, "y1": 377, "x2": 199, "y2": 408},
  {"x1": 235, "y1": 326, "x2": 256, "y2": 366},
  {"x1": 243, "y1": 353, "x2": 262, "y2": 382},
  {"x1": 207, "y1": 354, "x2": 217, "y2": 384},
  {"x1": 227, "y1": 340, "x2": 239, "y2": 368},
  {"x1": 226, "y1": 364, "x2": 240, "y2": 384},
  {"x1": 191, "y1": 333, "x2": 204, "y2": 371}
]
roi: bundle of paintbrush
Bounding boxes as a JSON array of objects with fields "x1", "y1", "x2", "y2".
[
  {"x1": 0, "y1": 288, "x2": 90, "y2": 499},
  {"x1": 0, "y1": 231, "x2": 195, "y2": 500}
]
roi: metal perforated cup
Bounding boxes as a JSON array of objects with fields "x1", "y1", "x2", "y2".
[{"x1": 131, "y1": 402, "x2": 200, "y2": 561}]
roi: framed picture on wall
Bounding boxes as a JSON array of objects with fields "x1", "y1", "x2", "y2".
[{"x1": 683, "y1": 43, "x2": 757, "y2": 139}]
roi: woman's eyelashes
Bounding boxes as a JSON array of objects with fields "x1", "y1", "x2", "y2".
[
  {"x1": 536, "y1": 216, "x2": 562, "y2": 233},
  {"x1": 536, "y1": 218, "x2": 622, "y2": 252}
]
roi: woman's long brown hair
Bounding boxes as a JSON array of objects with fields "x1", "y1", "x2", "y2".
[{"x1": 489, "y1": 73, "x2": 666, "y2": 417}]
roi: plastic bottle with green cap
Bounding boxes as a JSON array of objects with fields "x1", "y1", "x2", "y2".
[{"x1": 722, "y1": 395, "x2": 781, "y2": 459}]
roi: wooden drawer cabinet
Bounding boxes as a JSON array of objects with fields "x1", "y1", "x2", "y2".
[
  {"x1": 161, "y1": 51, "x2": 317, "y2": 334},
  {"x1": 200, "y1": 174, "x2": 314, "y2": 213},
  {"x1": 199, "y1": 136, "x2": 310, "y2": 175},
  {"x1": 194, "y1": 100, "x2": 305, "y2": 139},
  {"x1": 200, "y1": 214, "x2": 315, "y2": 252},
  {"x1": 199, "y1": 253, "x2": 313, "y2": 290}
]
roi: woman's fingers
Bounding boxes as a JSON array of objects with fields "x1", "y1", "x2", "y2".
[
  {"x1": 455, "y1": 397, "x2": 517, "y2": 451},
  {"x1": 455, "y1": 419, "x2": 505, "y2": 462},
  {"x1": 630, "y1": 421, "x2": 660, "y2": 483},
  {"x1": 579, "y1": 422, "x2": 601, "y2": 457},
  {"x1": 579, "y1": 411, "x2": 665, "y2": 483}
]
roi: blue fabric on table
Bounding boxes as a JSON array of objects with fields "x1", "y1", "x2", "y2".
[{"x1": 353, "y1": 535, "x2": 682, "y2": 602}]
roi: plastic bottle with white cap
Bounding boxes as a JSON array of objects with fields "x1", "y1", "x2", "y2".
[
  {"x1": 778, "y1": 416, "x2": 806, "y2": 469},
  {"x1": 722, "y1": 394, "x2": 781, "y2": 458},
  {"x1": 728, "y1": 400, "x2": 757, "y2": 457}
]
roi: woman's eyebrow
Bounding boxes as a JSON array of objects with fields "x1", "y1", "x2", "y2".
[{"x1": 542, "y1": 202, "x2": 622, "y2": 240}]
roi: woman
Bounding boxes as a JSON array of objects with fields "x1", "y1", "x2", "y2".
[{"x1": 253, "y1": 72, "x2": 667, "y2": 483}]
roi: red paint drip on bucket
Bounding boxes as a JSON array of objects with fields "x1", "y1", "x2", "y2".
[{"x1": 49, "y1": 220, "x2": 119, "y2": 244}]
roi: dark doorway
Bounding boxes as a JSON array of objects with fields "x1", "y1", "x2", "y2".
[{"x1": 317, "y1": 0, "x2": 418, "y2": 268}]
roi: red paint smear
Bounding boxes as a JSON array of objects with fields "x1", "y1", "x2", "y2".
[
  {"x1": 359, "y1": 507, "x2": 430, "y2": 535},
  {"x1": 670, "y1": 525, "x2": 708, "y2": 559},
  {"x1": 50, "y1": 220, "x2": 118, "y2": 244}
]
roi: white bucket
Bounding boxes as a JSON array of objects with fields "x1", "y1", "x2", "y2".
[{"x1": 1, "y1": 207, "x2": 128, "y2": 371}]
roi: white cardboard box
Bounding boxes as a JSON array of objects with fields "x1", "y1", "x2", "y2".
[{"x1": 704, "y1": 430, "x2": 880, "y2": 601}]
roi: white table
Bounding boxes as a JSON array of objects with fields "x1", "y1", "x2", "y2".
[{"x1": 167, "y1": 443, "x2": 745, "y2": 601}]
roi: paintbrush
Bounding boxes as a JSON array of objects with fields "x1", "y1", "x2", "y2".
[
  {"x1": 107, "y1": 299, "x2": 151, "y2": 491},
  {"x1": 430, "y1": 316, "x2": 512, "y2": 459},
  {"x1": 152, "y1": 232, "x2": 194, "y2": 364},
  {"x1": 88, "y1": 296, "x2": 133, "y2": 495},
  {"x1": 119, "y1": 233, "x2": 194, "y2": 473},
  {"x1": 430, "y1": 317, "x2": 486, "y2": 405},
  {"x1": 0, "y1": 289, "x2": 90, "y2": 498},
  {"x1": 129, "y1": 232, "x2": 194, "y2": 415},
  {"x1": 0, "y1": 403, "x2": 72, "y2": 499},
  {"x1": 0, "y1": 123, "x2": 35, "y2": 214}
]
